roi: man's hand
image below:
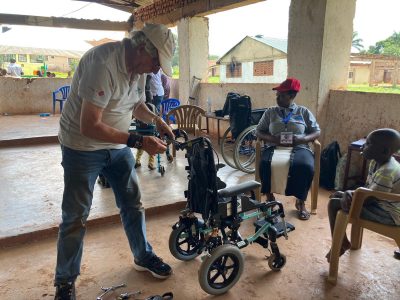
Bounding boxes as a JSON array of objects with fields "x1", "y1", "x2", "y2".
[
  {"x1": 154, "y1": 116, "x2": 175, "y2": 141},
  {"x1": 142, "y1": 136, "x2": 167, "y2": 156}
]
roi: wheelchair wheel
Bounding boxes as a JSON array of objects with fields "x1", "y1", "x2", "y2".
[
  {"x1": 198, "y1": 244, "x2": 244, "y2": 295},
  {"x1": 268, "y1": 253, "x2": 286, "y2": 271},
  {"x1": 159, "y1": 165, "x2": 165, "y2": 176},
  {"x1": 169, "y1": 223, "x2": 202, "y2": 261},
  {"x1": 220, "y1": 127, "x2": 237, "y2": 169},
  {"x1": 233, "y1": 125, "x2": 257, "y2": 174}
]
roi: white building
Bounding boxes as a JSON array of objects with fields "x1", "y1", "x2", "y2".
[{"x1": 217, "y1": 35, "x2": 287, "y2": 83}]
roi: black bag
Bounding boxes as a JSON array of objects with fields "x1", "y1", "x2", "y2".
[
  {"x1": 186, "y1": 139, "x2": 219, "y2": 219},
  {"x1": 319, "y1": 141, "x2": 342, "y2": 189},
  {"x1": 222, "y1": 93, "x2": 252, "y2": 139}
]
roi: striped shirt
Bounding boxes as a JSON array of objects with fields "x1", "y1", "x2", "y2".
[{"x1": 366, "y1": 157, "x2": 400, "y2": 225}]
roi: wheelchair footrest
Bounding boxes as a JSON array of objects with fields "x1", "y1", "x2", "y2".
[{"x1": 254, "y1": 219, "x2": 295, "y2": 238}]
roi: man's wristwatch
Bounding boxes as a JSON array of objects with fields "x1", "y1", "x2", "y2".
[{"x1": 127, "y1": 133, "x2": 144, "y2": 149}]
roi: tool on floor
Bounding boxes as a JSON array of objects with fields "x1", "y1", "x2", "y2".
[
  {"x1": 116, "y1": 290, "x2": 141, "y2": 299},
  {"x1": 96, "y1": 283, "x2": 126, "y2": 300}
]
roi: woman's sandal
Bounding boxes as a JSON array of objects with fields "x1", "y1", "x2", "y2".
[
  {"x1": 145, "y1": 292, "x2": 173, "y2": 300},
  {"x1": 295, "y1": 199, "x2": 310, "y2": 220}
]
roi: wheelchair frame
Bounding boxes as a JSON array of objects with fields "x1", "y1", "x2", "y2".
[{"x1": 168, "y1": 135, "x2": 294, "y2": 295}]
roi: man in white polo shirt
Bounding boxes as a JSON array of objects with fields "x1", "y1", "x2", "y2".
[{"x1": 54, "y1": 23, "x2": 175, "y2": 300}]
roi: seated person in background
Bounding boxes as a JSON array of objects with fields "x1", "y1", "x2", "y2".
[
  {"x1": 326, "y1": 128, "x2": 400, "y2": 261},
  {"x1": 256, "y1": 78, "x2": 320, "y2": 220}
]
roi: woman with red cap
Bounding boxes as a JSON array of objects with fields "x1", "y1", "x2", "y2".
[{"x1": 256, "y1": 78, "x2": 320, "y2": 220}]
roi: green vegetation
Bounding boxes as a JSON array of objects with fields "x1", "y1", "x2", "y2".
[
  {"x1": 352, "y1": 31, "x2": 364, "y2": 52},
  {"x1": 347, "y1": 84, "x2": 400, "y2": 94},
  {"x1": 362, "y1": 32, "x2": 400, "y2": 56}
]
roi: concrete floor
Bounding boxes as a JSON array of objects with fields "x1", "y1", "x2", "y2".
[{"x1": 0, "y1": 115, "x2": 399, "y2": 299}]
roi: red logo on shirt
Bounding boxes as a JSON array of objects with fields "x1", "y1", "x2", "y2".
[{"x1": 98, "y1": 91, "x2": 105, "y2": 96}]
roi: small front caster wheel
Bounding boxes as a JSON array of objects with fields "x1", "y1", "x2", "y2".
[
  {"x1": 159, "y1": 165, "x2": 165, "y2": 176},
  {"x1": 268, "y1": 253, "x2": 286, "y2": 271}
]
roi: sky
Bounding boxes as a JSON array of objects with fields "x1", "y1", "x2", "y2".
[{"x1": 1, "y1": 0, "x2": 400, "y2": 56}]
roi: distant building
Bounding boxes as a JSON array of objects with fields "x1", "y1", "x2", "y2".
[
  {"x1": 0, "y1": 45, "x2": 85, "y2": 76},
  {"x1": 86, "y1": 38, "x2": 117, "y2": 47},
  {"x1": 348, "y1": 53, "x2": 400, "y2": 85},
  {"x1": 217, "y1": 35, "x2": 288, "y2": 83}
]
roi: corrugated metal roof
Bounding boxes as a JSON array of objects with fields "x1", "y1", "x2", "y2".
[
  {"x1": 0, "y1": 45, "x2": 85, "y2": 58},
  {"x1": 251, "y1": 35, "x2": 287, "y2": 53}
]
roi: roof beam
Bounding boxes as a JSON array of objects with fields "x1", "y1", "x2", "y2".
[
  {"x1": 74, "y1": 0, "x2": 139, "y2": 13},
  {"x1": 0, "y1": 13, "x2": 130, "y2": 31},
  {"x1": 133, "y1": 0, "x2": 264, "y2": 27}
]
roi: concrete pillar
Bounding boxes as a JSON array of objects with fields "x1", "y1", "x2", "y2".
[
  {"x1": 287, "y1": 0, "x2": 356, "y2": 144},
  {"x1": 177, "y1": 17, "x2": 209, "y2": 105}
]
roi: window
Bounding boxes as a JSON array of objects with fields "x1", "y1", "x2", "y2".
[
  {"x1": 18, "y1": 54, "x2": 27, "y2": 62},
  {"x1": 30, "y1": 54, "x2": 45, "y2": 63},
  {"x1": 0, "y1": 54, "x2": 16, "y2": 63},
  {"x1": 227, "y1": 62, "x2": 242, "y2": 78},
  {"x1": 254, "y1": 60, "x2": 274, "y2": 76},
  {"x1": 348, "y1": 71, "x2": 354, "y2": 79}
]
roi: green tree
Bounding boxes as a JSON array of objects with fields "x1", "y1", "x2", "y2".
[
  {"x1": 367, "y1": 32, "x2": 400, "y2": 56},
  {"x1": 208, "y1": 55, "x2": 219, "y2": 60},
  {"x1": 352, "y1": 31, "x2": 364, "y2": 52}
]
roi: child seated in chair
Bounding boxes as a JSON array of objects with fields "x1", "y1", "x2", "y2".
[
  {"x1": 326, "y1": 128, "x2": 400, "y2": 262},
  {"x1": 135, "y1": 102, "x2": 157, "y2": 170}
]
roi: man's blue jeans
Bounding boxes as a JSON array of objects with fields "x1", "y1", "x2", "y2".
[{"x1": 55, "y1": 145, "x2": 153, "y2": 284}]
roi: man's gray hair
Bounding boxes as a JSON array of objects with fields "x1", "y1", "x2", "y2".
[{"x1": 130, "y1": 30, "x2": 158, "y2": 58}]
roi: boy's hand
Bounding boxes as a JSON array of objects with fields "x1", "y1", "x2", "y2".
[
  {"x1": 340, "y1": 190, "x2": 354, "y2": 212},
  {"x1": 329, "y1": 191, "x2": 344, "y2": 199}
]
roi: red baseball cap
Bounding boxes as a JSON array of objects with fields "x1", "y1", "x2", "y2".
[{"x1": 272, "y1": 78, "x2": 301, "y2": 92}]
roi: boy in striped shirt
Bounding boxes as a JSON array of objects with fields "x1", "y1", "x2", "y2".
[{"x1": 326, "y1": 128, "x2": 400, "y2": 262}]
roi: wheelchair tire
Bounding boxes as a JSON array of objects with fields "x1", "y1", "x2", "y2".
[
  {"x1": 159, "y1": 165, "x2": 165, "y2": 176},
  {"x1": 268, "y1": 253, "x2": 286, "y2": 271},
  {"x1": 233, "y1": 125, "x2": 257, "y2": 174},
  {"x1": 220, "y1": 127, "x2": 237, "y2": 169},
  {"x1": 169, "y1": 223, "x2": 202, "y2": 261},
  {"x1": 198, "y1": 244, "x2": 244, "y2": 295}
]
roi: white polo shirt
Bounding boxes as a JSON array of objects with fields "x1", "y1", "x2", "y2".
[{"x1": 59, "y1": 39, "x2": 146, "y2": 151}]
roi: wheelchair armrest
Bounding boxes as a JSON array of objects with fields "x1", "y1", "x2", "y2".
[{"x1": 218, "y1": 180, "x2": 261, "y2": 198}]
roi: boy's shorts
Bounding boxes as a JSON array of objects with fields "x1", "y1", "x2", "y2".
[{"x1": 360, "y1": 198, "x2": 396, "y2": 226}]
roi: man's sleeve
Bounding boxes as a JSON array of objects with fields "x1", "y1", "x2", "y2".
[{"x1": 78, "y1": 63, "x2": 113, "y2": 108}]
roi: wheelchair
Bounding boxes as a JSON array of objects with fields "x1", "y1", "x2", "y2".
[
  {"x1": 168, "y1": 135, "x2": 294, "y2": 295},
  {"x1": 220, "y1": 109, "x2": 265, "y2": 173}
]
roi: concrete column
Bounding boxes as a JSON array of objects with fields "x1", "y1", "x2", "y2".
[
  {"x1": 177, "y1": 17, "x2": 209, "y2": 105},
  {"x1": 287, "y1": 0, "x2": 356, "y2": 145}
]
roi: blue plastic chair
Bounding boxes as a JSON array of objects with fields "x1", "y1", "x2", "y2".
[
  {"x1": 160, "y1": 98, "x2": 180, "y2": 123},
  {"x1": 52, "y1": 85, "x2": 70, "y2": 114}
]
